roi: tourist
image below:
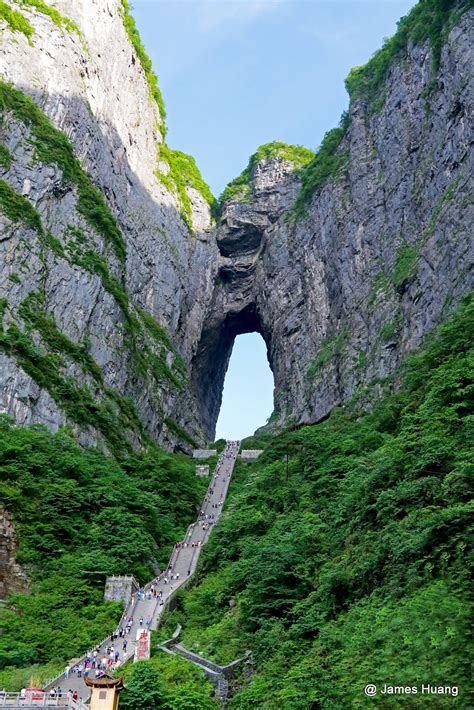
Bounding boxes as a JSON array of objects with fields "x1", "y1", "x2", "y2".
[{"x1": 64, "y1": 664, "x2": 70, "y2": 679}]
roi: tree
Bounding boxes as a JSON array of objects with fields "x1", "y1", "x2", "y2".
[
  {"x1": 166, "y1": 684, "x2": 218, "y2": 710},
  {"x1": 120, "y1": 662, "x2": 168, "y2": 710}
]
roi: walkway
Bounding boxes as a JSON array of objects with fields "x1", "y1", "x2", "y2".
[{"x1": 45, "y1": 441, "x2": 241, "y2": 702}]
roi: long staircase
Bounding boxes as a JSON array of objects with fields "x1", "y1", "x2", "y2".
[{"x1": 39, "y1": 441, "x2": 241, "y2": 704}]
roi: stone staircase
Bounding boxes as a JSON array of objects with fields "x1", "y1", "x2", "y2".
[{"x1": 42, "y1": 441, "x2": 241, "y2": 704}]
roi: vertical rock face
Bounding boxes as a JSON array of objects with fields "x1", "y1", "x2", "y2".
[
  {"x1": 0, "y1": 504, "x2": 28, "y2": 598},
  {"x1": 194, "y1": 10, "x2": 473, "y2": 437},
  {"x1": 0, "y1": 0, "x2": 472, "y2": 447},
  {"x1": 0, "y1": 0, "x2": 219, "y2": 451}
]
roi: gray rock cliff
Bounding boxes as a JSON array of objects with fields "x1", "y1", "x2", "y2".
[
  {"x1": 193, "y1": 9, "x2": 473, "y2": 437},
  {"x1": 0, "y1": 0, "x2": 472, "y2": 447},
  {"x1": 0, "y1": 0, "x2": 219, "y2": 452}
]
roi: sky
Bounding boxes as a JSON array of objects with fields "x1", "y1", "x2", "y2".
[{"x1": 132, "y1": 0, "x2": 415, "y2": 440}]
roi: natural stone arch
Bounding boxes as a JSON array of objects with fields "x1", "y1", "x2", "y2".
[{"x1": 191, "y1": 303, "x2": 272, "y2": 440}]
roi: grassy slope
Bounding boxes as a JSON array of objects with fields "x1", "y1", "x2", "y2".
[
  {"x1": 161, "y1": 294, "x2": 473, "y2": 708},
  {"x1": 0, "y1": 420, "x2": 208, "y2": 689}
]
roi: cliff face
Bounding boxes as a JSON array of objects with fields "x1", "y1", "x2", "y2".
[
  {"x1": 195, "y1": 9, "x2": 473, "y2": 436},
  {"x1": 0, "y1": 0, "x2": 472, "y2": 446},
  {"x1": 0, "y1": 0, "x2": 219, "y2": 452},
  {"x1": 0, "y1": 504, "x2": 28, "y2": 598}
]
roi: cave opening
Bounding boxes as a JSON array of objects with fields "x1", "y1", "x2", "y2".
[{"x1": 191, "y1": 304, "x2": 274, "y2": 441}]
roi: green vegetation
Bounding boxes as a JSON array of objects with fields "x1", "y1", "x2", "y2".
[
  {"x1": 292, "y1": 115, "x2": 350, "y2": 216},
  {"x1": 165, "y1": 417, "x2": 198, "y2": 449},
  {"x1": 0, "y1": 143, "x2": 12, "y2": 169},
  {"x1": 0, "y1": 317, "x2": 138, "y2": 458},
  {"x1": 292, "y1": 1, "x2": 470, "y2": 215},
  {"x1": 0, "y1": 180, "x2": 26, "y2": 229},
  {"x1": 18, "y1": 292, "x2": 104, "y2": 383},
  {"x1": 164, "y1": 295, "x2": 473, "y2": 707},
  {"x1": 426, "y1": 174, "x2": 463, "y2": 239},
  {"x1": 119, "y1": 3, "x2": 216, "y2": 230},
  {"x1": 157, "y1": 145, "x2": 217, "y2": 230},
  {"x1": 0, "y1": 81, "x2": 127, "y2": 262},
  {"x1": 380, "y1": 313, "x2": 402, "y2": 342},
  {"x1": 345, "y1": 0, "x2": 469, "y2": 109},
  {"x1": 392, "y1": 242, "x2": 420, "y2": 290},
  {"x1": 0, "y1": 177, "x2": 189, "y2": 444},
  {"x1": 0, "y1": 289, "x2": 191, "y2": 454},
  {"x1": 136, "y1": 306, "x2": 188, "y2": 380},
  {"x1": 307, "y1": 331, "x2": 348, "y2": 383},
  {"x1": 120, "y1": 657, "x2": 218, "y2": 709},
  {"x1": 0, "y1": 108, "x2": 189, "y2": 431},
  {"x1": 0, "y1": 1, "x2": 34, "y2": 42},
  {"x1": 220, "y1": 142, "x2": 315, "y2": 208},
  {"x1": 356, "y1": 350, "x2": 367, "y2": 369},
  {"x1": 388, "y1": 176, "x2": 464, "y2": 292},
  {"x1": 18, "y1": 0, "x2": 80, "y2": 36},
  {"x1": 0, "y1": 179, "x2": 43, "y2": 232},
  {"x1": 367, "y1": 272, "x2": 391, "y2": 306},
  {"x1": 119, "y1": 0, "x2": 166, "y2": 131},
  {"x1": 0, "y1": 416, "x2": 205, "y2": 686}
]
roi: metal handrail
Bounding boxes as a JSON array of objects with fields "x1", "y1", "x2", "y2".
[{"x1": 0, "y1": 691, "x2": 87, "y2": 708}]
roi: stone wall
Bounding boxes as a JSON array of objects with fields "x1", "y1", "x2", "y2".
[
  {"x1": 104, "y1": 575, "x2": 138, "y2": 606},
  {"x1": 193, "y1": 450, "x2": 217, "y2": 459}
]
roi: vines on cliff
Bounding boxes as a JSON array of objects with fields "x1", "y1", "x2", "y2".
[
  {"x1": 0, "y1": 81, "x2": 127, "y2": 263},
  {"x1": 120, "y1": 0, "x2": 167, "y2": 133},
  {"x1": 0, "y1": 0, "x2": 80, "y2": 43}
]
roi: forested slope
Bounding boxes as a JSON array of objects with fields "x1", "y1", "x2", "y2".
[
  {"x1": 0, "y1": 427, "x2": 206, "y2": 688},
  {"x1": 163, "y1": 295, "x2": 473, "y2": 708}
]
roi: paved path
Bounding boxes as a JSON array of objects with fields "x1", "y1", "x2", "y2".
[{"x1": 47, "y1": 441, "x2": 240, "y2": 702}]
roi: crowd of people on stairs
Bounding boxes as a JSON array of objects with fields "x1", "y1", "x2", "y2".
[{"x1": 46, "y1": 441, "x2": 241, "y2": 702}]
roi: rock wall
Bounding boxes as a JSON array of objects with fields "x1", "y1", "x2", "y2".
[
  {"x1": 0, "y1": 504, "x2": 28, "y2": 598},
  {"x1": 0, "y1": 0, "x2": 472, "y2": 448},
  {"x1": 104, "y1": 575, "x2": 138, "y2": 605},
  {"x1": 0, "y1": 0, "x2": 219, "y2": 452},
  {"x1": 194, "y1": 10, "x2": 473, "y2": 436}
]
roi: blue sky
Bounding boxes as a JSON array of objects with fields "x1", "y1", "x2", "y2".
[{"x1": 132, "y1": 0, "x2": 415, "y2": 440}]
